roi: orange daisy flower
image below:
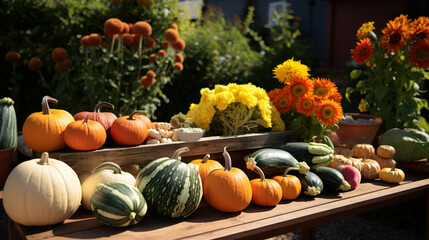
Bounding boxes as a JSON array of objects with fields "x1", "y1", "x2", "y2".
[
  {"x1": 285, "y1": 76, "x2": 313, "y2": 100},
  {"x1": 409, "y1": 40, "x2": 429, "y2": 69},
  {"x1": 312, "y1": 78, "x2": 338, "y2": 102},
  {"x1": 351, "y1": 38, "x2": 373, "y2": 63},
  {"x1": 410, "y1": 16, "x2": 429, "y2": 41},
  {"x1": 381, "y1": 14, "x2": 411, "y2": 53},
  {"x1": 271, "y1": 87, "x2": 295, "y2": 114},
  {"x1": 268, "y1": 88, "x2": 282, "y2": 101},
  {"x1": 295, "y1": 93, "x2": 316, "y2": 116},
  {"x1": 328, "y1": 90, "x2": 343, "y2": 103},
  {"x1": 315, "y1": 99, "x2": 343, "y2": 126}
]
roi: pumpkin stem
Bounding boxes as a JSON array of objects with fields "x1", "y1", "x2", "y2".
[
  {"x1": 128, "y1": 110, "x2": 147, "y2": 120},
  {"x1": 247, "y1": 164, "x2": 266, "y2": 182},
  {"x1": 0, "y1": 97, "x2": 14, "y2": 105},
  {"x1": 94, "y1": 102, "x2": 114, "y2": 113},
  {"x1": 129, "y1": 212, "x2": 136, "y2": 220},
  {"x1": 83, "y1": 113, "x2": 90, "y2": 125},
  {"x1": 171, "y1": 147, "x2": 190, "y2": 160},
  {"x1": 283, "y1": 167, "x2": 299, "y2": 177},
  {"x1": 222, "y1": 147, "x2": 232, "y2": 171},
  {"x1": 41, "y1": 96, "x2": 58, "y2": 115},
  {"x1": 202, "y1": 154, "x2": 210, "y2": 163},
  {"x1": 38, "y1": 152, "x2": 50, "y2": 165},
  {"x1": 91, "y1": 162, "x2": 122, "y2": 174}
]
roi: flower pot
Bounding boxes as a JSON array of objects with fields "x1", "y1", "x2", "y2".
[
  {"x1": 328, "y1": 113, "x2": 383, "y2": 147},
  {"x1": 0, "y1": 147, "x2": 14, "y2": 187}
]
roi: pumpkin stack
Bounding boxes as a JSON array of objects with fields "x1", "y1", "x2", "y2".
[
  {"x1": 374, "y1": 145, "x2": 397, "y2": 169},
  {"x1": 351, "y1": 144, "x2": 380, "y2": 180}
]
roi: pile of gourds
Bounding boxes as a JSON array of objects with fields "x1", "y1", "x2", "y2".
[{"x1": 21, "y1": 96, "x2": 182, "y2": 153}]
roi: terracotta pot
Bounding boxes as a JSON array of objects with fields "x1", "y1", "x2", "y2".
[
  {"x1": 0, "y1": 147, "x2": 14, "y2": 187},
  {"x1": 328, "y1": 113, "x2": 383, "y2": 147}
]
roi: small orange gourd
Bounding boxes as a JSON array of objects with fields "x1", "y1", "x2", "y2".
[
  {"x1": 64, "y1": 114, "x2": 107, "y2": 151},
  {"x1": 360, "y1": 158, "x2": 381, "y2": 180},
  {"x1": 110, "y1": 111, "x2": 148, "y2": 146},
  {"x1": 272, "y1": 167, "x2": 302, "y2": 200},
  {"x1": 22, "y1": 96, "x2": 74, "y2": 152},
  {"x1": 189, "y1": 154, "x2": 223, "y2": 186},
  {"x1": 246, "y1": 159, "x2": 282, "y2": 206},
  {"x1": 379, "y1": 164, "x2": 405, "y2": 183},
  {"x1": 352, "y1": 144, "x2": 375, "y2": 158},
  {"x1": 374, "y1": 156, "x2": 396, "y2": 169},
  {"x1": 203, "y1": 147, "x2": 252, "y2": 212},
  {"x1": 376, "y1": 145, "x2": 396, "y2": 159}
]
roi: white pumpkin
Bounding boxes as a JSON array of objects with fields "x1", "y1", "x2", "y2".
[
  {"x1": 81, "y1": 162, "x2": 136, "y2": 210},
  {"x1": 3, "y1": 152, "x2": 81, "y2": 226}
]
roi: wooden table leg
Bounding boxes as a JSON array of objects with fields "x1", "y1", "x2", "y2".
[
  {"x1": 301, "y1": 227, "x2": 316, "y2": 240},
  {"x1": 426, "y1": 192, "x2": 429, "y2": 240}
]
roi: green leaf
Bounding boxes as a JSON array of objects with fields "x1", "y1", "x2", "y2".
[
  {"x1": 374, "y1": 85, "x2": 389, "y2": 100},
  {"x1": 409, "y1": 71, "x2": 423, "y2": 81},
  {"x1": 418, "y1": 117, "x2": 429, "y2": 132},
  {"x1": 350, "y1": 70, "x2": 362, "y2": 80}
]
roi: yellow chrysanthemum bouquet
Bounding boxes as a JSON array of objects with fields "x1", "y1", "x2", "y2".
[
  {"x1": 187, "y1": 83, "x2": 285, "y2": 136},
  {"x1": 348, "y1": 15, "x2": 429, "y2": 131},
  {"x1": 268, "y1": 58, "x2": 343, "y2": 144}
]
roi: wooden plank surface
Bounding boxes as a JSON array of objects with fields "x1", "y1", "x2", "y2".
[
  {"x1": 14, "y1": 170, "x2": 429, "y2": 240},
  {"x1": 41, "y1": 131, "x2": 296, "y2": 175}
]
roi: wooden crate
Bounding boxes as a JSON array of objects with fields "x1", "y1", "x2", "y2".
[{"x1": 43, "y1": 131, "x2": 296, "y2": 176}]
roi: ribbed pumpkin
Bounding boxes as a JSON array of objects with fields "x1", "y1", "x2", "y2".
[
  {"x1": 73, "y1": 102, "x2": 117, "y2": 144},
  {"x1": 203, "y1": 147, "x2": 252, "y2": 212},
  {"x1": 376, "y1": 145, "x2": 396, "y2": 159},
  {"x1": 379, "y1": 165, "x2": 405, "y2": 183},
  {"x1": 134, "y1": 114, "x2": 153, "y2": 130},
  {"x1": 81, "y1": 162, "x2": 136, "y2": 210},
  {"x1": 189, "y1": 154, "x2": 223, "y2": 186},
  {"x1": 361, "y1": 158, "x2": 381, "y2": 180},
  {"x1": 22, "y1": 96, "x2": 74, "y2": 152},
  {"x1": 90, "y1": 183, "x2": 147, "y2": 227},
  {"x1": 110, "y1": 111, "x2": 148, "y2": 146},
  {"x1": 374, "y1": 156, "x2": 396, "y2": 169},
  {"x1": 135, "y1": 147, "x2": 203, "y2": 218},
  {"x1": 3, "y1": 152, "x2": 81, "y2": 226},
  {"x1": 64, "y1": 114, "x2": 106, "y2": 151},
  {"x1": 272, "y1": 167, "x2": 302, "y2": 200},
  {"x1": 0, "y1": 97, "x2": 17, "y2": 149},
  {"x1": 329, "y1": 154, "x2": 363, "y2": 172},
  {"x1": 352, "y1": 144, "x2": 375, "y2": 158},
  {"x1": 246, "y1": 158, "x2": 282, "y2": 207}
]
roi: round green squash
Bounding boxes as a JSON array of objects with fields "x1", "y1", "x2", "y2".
[
  {"x1": 0, "y1": 97, "x2": 17, "y2": 149},
  {"x1": 135, "y1": 147, "x2": 203, "y2": 218},
  {"x1": 90, "y1": 182, "x2": 147, "y2": 227}
]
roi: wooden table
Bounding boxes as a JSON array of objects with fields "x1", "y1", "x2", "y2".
[{"x1": 8, "y1": 170, "x2": 429, "y2": 240}]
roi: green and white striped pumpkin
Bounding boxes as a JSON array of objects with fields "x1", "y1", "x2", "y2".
[
  {"x1": 135, "y1": 147, "x2": 203, "y2": 218},
  {"x1": 0, "y1": 97, "x2": 17, "y2": 149},
  {"x1": 90, "y1": 183, "x2": 147, "y2": 227}
]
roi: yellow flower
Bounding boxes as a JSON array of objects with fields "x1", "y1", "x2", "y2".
[
  {"x1": 273, "y1": 58, "x2": 310, "y2": 85},
  {"x1": 358, "y1": 99, "x2": 368, "y2": 112},
  {"x1": 215, "y1": 91, "x2": 234, "y2": 110},
  {"x1": 357, "y1": 21, "x2": 375, "y2": 39},
  {"x1": 270, "y1": 103, "x2": 285, "y2": 131},
  {"x1": 258, "y1": 100, "x2": 272, "y2": 128},
  {"x1": 200, "y1": 88, "x2": 215, "y2": 103},
  {"x1": 187, "y1": 102, "x2": 216, "y2": 130}
]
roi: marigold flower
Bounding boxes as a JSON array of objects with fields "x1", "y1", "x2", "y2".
[
  {"x1": 133, "y1": 21, "x2": 152, "y2": 37},
  {"x1": 55, "y1": 59, "x2": 73, "y2": 73},
  {"x1": 157, "y1": 49, "x2": 167, "y2": 58},
  {"x1": 122, "y1": 33, "x2": 134, "y2": 46},
  {"x1": 122, "y1": 22, "x2": 130, "y2": 34},
  {"x1": 140, "y1": 75, "x2": 155, "y2": 87},
  {"x1": 146, "y1": 70, "x2": 156, "y2": 79},
  {"x1": 170, "y1": 23, "x2": 178, "y2": 31},
  {"x1": 409, "y1": 40, "x2": 429, "y2": 69},
  {"x1": 80, "y1": 35, "x2": 90, "y2": 48},
  {"x1": 51, "y1": 47, "x2": 68, "y2": 63},
  {"x1": 273, "y1": 58, "x2": 310, "y2": 85},
  {"x1": 410, "y1": 16, "x2": 429, "y2": 41},
  {"x1": 104, "y1": 18, "x2": 124, "y2": 36},
  {"x1": 381, "y1": 14, "x2": 411, "y2": 53},
  {"x1": 356, "y1": 21, "x2": 375, "y2": 39},
  {"x1": 5, "y1": 51, "x2": 21, "y2": 65},
  {"x1": 128, "y1": 23, "x2": 134, "y2": 33},
  {"x1": 351, "y1": 38, "x2": 374, "y2": 63},
  {"x1": 358, "y1": 99, "x2": 368, "y2": 112},
  {"x1": 295, "y1": 94, "x2": 316, "y2": 116},
  {"x1": 145, "y1": 37, "x2": 156, "y2": 47},
  {"x1": 175, "y1": 53, "x2": 184, "y2": 63},
  {"x1": 161, "y1": 41, "x2": 169, "y2": 49},
  {"x1": 174, "y1": 62, "x2": 184, "y2": 71},
  {"x1": 171, "y1": 38, "x2": 186, "y2": 51},
  {"x1": 286, "y1": 76, "x2": 313, "y2": 99},
  {"x1": 315, "y1": 99, "x2": 343, "y2": 126},
  {"x1": 149, "y1": 53, "x2": 157, "y2": 62},
  {"x1": 88, "y1": 33, "x2": 102, "y2": 46},
  {"x1": 164, "y1": 28, "x2": 180, "y2": 42},
  {"x1": 28, "y1": 57, "x2": 43, "y2": 71}
]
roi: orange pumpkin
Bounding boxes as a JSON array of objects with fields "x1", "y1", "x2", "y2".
[
  {"x1": 374, "y1": 156, "x2": 396, "y2": 169},
  {"x1": 376, "y1": 145, "x2": 396, "y2": 159},
  {"x1": 110, "y1": 111, "x2": 148, "y2": 146},
  {"x1": 272, "y1": 167, "x2": 302, "y2": 200},
  {"x1": 352, "y1": 144, "x2": 375, "y2": 158},
  {"x1": 203, "y1": 147, "x2": 252, "y2": 212},
  {"x1": 64, "y1": 114, "x2": 106, "y2": 151},
  {"x1": 361, "y1": 158, "x2": 381, "y2": 180},
  {"x1": 22, "y1": 96, "x2": 74, "y2": 152},
  {"x1": 247, "y1": 159, "x2": 282, "y2": 207},
  {"x1": 189, "y1": 154, "x2": 223, "y2": 186},
  {"x1": 134, "y1": 114, "x2": 153, "y2": 130}
]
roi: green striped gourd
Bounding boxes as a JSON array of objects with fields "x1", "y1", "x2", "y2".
[
  {"x1": 0, "y1": 97, "x2": 17, "y2": 149},
  {"x1": 90, "y1": 183, "x2": 147, "y2": 227},
  {"x1": 135, "y1": 147, "x2": 203, "y2": 218}
]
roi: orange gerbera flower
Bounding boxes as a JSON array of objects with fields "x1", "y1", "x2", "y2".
[
  {"x1": 315, "y1": 99, "x2": 343, "y2": 126},
  {"x1": 270, "y1": 87, "x2": 295, "y2": 114},
  {"x1": 410, "y1": 16, "x2": 429, "y2": 41},
  {"x1": 285, "y1": 76, "x2": 313, "y2": 99},
  {"x1": 312, "y1": 78, "x2": 338, "y2": 102},
  {"x1": 351, "y1": 38, "x2": 374, "y2": 63},
  {"x1": 295, "y1": 94, "x2": 315, "y2": 116},
  {"x1": 409, "y1": 40, "x2": 429, "y2": 69},
  {"x1": 381, "y1": 14, "x2": 411, "y2": 53}
]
